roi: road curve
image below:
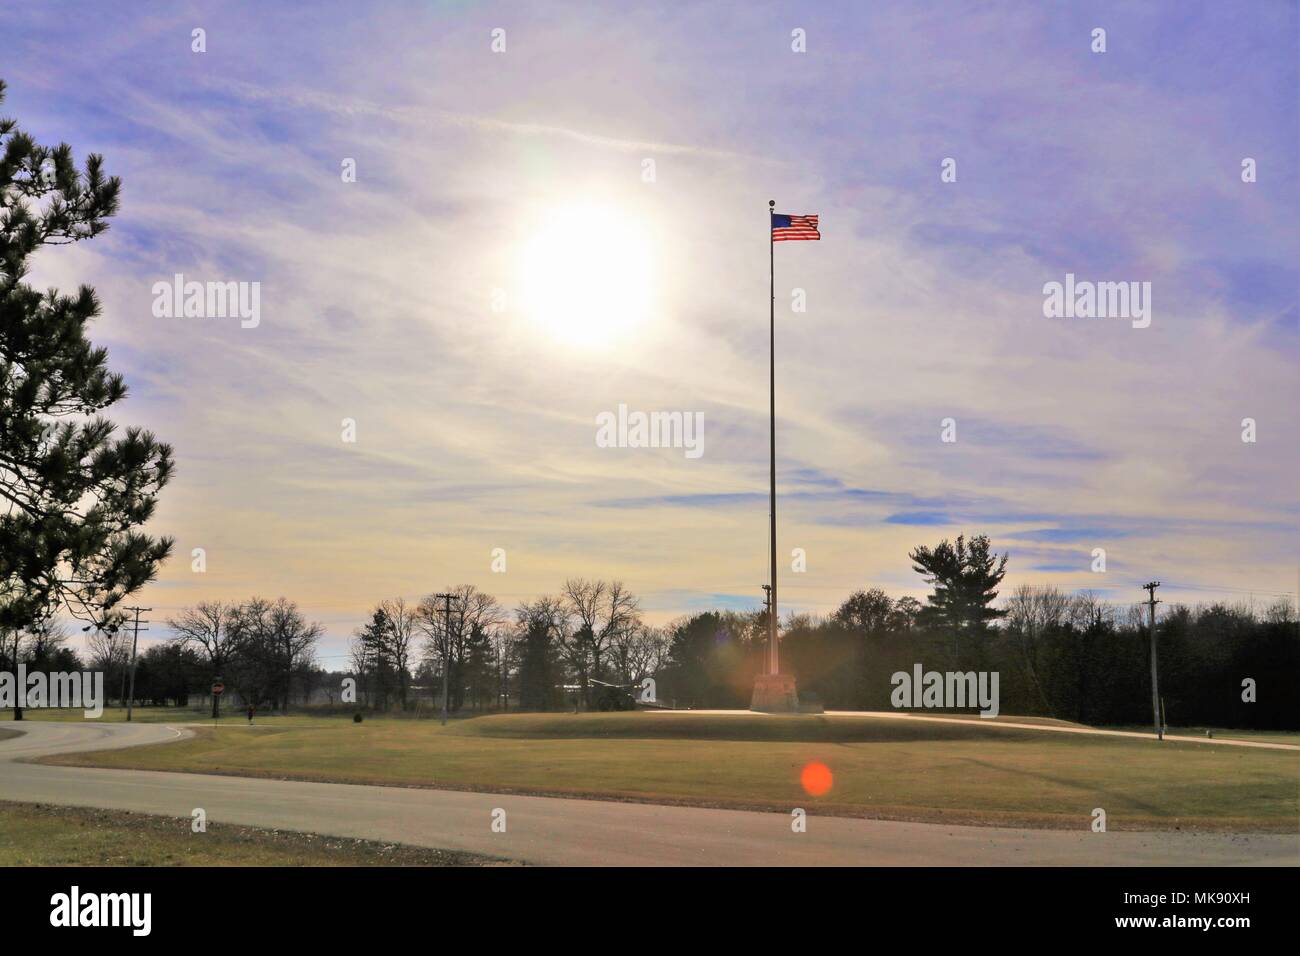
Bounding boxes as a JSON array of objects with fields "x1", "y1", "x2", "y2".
[{"x1": 1, "y1": 722, "x2": 1296, "y2": 866}]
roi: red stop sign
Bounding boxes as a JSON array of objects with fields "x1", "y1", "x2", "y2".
[{"x1": 211, "y1": 682, "x2": 225, "y2": 695}]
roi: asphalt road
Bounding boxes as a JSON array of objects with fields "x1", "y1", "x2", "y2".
[{"x1": 1, "y1": 721, "x2": 1296, "y2": 866}]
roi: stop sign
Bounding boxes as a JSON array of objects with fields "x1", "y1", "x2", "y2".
[{"x1": 211, "y1": 682, "x2": 225, "y2": 696}]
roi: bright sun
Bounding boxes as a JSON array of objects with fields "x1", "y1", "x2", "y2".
[{"x1": 516, "y1": 203, "x2": 656, "y2": 348}]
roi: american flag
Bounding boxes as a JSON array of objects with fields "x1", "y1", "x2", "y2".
[{"x1": 771, "y1": 213, "x2": 820, "y2": 241}]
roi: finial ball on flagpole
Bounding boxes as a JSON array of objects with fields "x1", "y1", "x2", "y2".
[{"x1": 768, "y1": 200, "x2": 775, "y2": 207}]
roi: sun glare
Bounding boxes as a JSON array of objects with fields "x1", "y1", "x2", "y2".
[{"x1": 516, "y1": 203, "x2": 656, "y2": 349}]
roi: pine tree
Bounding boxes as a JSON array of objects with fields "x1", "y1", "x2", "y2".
[
  {"x1": 908, "y1": 534, "x2": 1008, "y2": 661},
  {"x1": 514, "y1": 597, "x2": 565, "y2": 711},
  {"x1": 0, "y1": 79, "x2": 174, "y2": 646}
]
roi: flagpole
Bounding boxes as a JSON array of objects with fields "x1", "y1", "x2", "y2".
[{"x1": 768, "y1": 199, "x2": 778, "y2": 676}]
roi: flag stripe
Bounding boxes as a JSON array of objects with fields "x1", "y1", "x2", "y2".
[{"x1": 772, "y1": 213, "x2": 820, "y2": 241}]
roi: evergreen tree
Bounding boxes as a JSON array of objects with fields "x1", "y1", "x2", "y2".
[
  {"x1": 351, "y1": 608, "x2": 394, "y2": 709},
  {"x1": 0, "y1": 79, "x2": 174, "y2": 650},
  {"x1": 908, "y1": 534, "x2": 1008, "y2": 660},
  {"x1": 514, "y1": 597, "x2": 565, "y2": 711},
  {"x1": 463, "y1": 622, "x2": 497, "y2": 711}
]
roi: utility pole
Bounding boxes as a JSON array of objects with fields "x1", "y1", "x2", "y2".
[
  {"x1": 1142, "y1": 582, "x2": 1161, "y2": 740},
  {"x1": 760, "y1": 584, "x2": 772, "y2": 661},
  {"x1": 498, "y1": 642, "x2": 508, "y2": 712},
  {"x1": 124, "y1": 606, "x2": 151, "y2": 723},
  {"x1": 435, "y1": 593, "x2": 453, "y2": 726}
]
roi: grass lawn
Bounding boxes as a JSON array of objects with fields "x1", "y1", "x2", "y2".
[
  {"x1": 0, "y1": 800, "x2": 511, "y2": 866},
  {"x1": 34, "y1": 711, "x2": 1300, "y2": 832}
]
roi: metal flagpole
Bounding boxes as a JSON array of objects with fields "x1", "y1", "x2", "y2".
[{"x1": 768, "y1": 199, "x2": 778, "y2": 676}]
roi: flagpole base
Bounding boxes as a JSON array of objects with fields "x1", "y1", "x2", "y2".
[{"x1": 750, "y1": 673, "x2": 799, "y2": 713}]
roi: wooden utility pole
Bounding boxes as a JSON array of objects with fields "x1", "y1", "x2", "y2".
[
  {"x1": 435, "y1": 593, "x2": 453, "y2": 726},
  {"x1": 1142, "y1": 582, "x2": 1161, "y2": 740},
  {"x1": 124, "y1": 606, "x2": 151, "y2": 722}
]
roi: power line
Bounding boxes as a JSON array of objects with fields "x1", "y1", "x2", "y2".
[{"x1": 1156, "y1": 582, "x2": 1295, "y2": 598}]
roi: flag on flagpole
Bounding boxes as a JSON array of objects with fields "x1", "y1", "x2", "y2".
[{"x1": 771, "y1": 213, "x2": 819, "y2": 241}]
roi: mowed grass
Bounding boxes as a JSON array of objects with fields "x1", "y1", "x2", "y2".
[
  {"x1": 0, "y1": 801, "x2": 510, "y2": 866},
  {"x1": 36, "y1": 711, "x2": 1300, "y2": 831}
]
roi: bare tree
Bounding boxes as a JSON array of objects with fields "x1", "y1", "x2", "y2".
[
  {"x1": 609, "y1": 623, "x2": 668, "y2": 688},
  {"x1": 85, "y1": 624, "x2": 129, "y2": 705},
  {"x1": 490, "y1": 627, "x2": 516, "y2": 710},
  {"x1": 562, "y1": 579, "x2": 641, "y2": 704},
  {"x1": 0, "y1": 626, "x2": 25, "y2": 718},
  {"x1": 1005, "y1": 584, "x2": 1070, "y2": 716},
  {"x1": 379, "y1": 597, "x2": 418, "y2": 709},
  {"x1": 1068, "y1": 590, "x2": 1114, "y2": 631},
  {"x1": 348, "y1": 627, "x2": 376, "y2": 708},
  {"x1": 168, "y1": 601, "x2": 244, "y2": 718},
  {"x1": 2, "y1": 617, "x2": 74, "y2": 718},
  {"x1": 25, "y1": 618, "x2": 69, "y2": 662},
  {"x1": 416, "y1": 586, "x2": 504, "y2": 713},
  {"x1": 231, "y1": 597, "x2": 322, "y2": 712}
]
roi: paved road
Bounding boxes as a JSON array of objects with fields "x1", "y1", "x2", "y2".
[{"x1": 1, "y1": 722, "x2": 1295, "y2": 866}]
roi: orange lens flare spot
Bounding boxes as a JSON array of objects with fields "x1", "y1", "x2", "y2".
[{"x1": 800, "y1": 761, "x2": 833, "y2": 797}]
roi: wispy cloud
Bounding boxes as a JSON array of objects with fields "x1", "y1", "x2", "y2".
[{"x1": 5, "y1": 1, "x2": 1295, "y2": 661}]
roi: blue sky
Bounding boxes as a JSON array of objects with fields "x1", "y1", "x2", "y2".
[{"x1": 5, "y1": 1, "x2": 1296, "y2": 664}]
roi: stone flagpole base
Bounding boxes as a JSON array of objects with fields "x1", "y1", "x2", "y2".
[{"x1": 750, "y1": 673, "x2": 799, "y2": 713}]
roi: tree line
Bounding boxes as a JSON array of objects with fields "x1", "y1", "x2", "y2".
[
  {"x1": 3, "y1": 534, "x2": 1296, "y2": 729},
  {"x1": 348, "y1": 579, "x2": 662, "y2": 713},
  {"x1": 0, "y1": 598, "x2": 325, "y2": 717},
  {"x1": 662, "y1": 534, "x2": 1298, "y2": 730}
]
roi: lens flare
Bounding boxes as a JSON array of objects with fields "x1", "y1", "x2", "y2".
[{"x1": 800, "y1": 761, "x2": 833, "y2": 797}]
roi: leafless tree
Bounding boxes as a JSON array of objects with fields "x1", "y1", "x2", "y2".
[
  {"x1": 379, "y1": 597, "x2": 418, "y2": 708},
  {"x1": 231, "y1": 597, "x2": 322, "y2": 712},
  {"x1": 490, "y1": 627, "x2": 517, "y2": 710},
  {"x1": 416, "y1": 585, "x2": 504, "y2": 713},
  {"x1": 1004, "y1": 584, "x2": 1070, "y2": 716},
  {"x1": 609, "y1": 623, "x2": 668, "y2": 688},
  {"x1": 168, "y1": 601, "x2": 244, "y2": 717},
  {"x1": 85, "y1": 624, "x2": 130, "y2": 704},
  {"x1": 348, "y1": 629, "x2": 375, "y2": 707},
  {"x1": 1067, "y1": 590, "x2": 1114, "y2": 631},
  {"x1": 562, "y1": 579, "x2": 641, "y2": 703}
]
